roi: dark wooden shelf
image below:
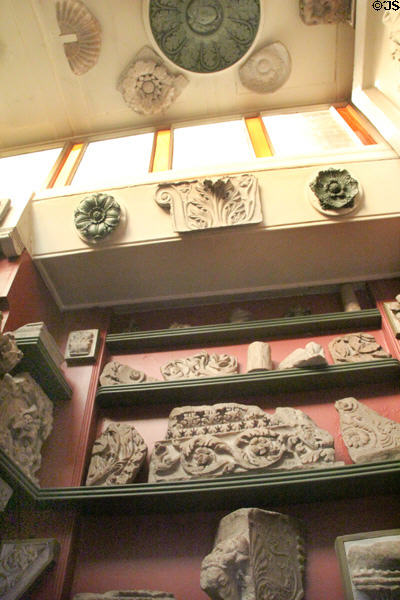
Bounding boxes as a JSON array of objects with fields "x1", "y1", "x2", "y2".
[
  {"x1": 96, "y1": 359, "x2": 400, "y2": 407},
  {"x1": 106, "y1": 309, "x2": 381, "y2": 352}
]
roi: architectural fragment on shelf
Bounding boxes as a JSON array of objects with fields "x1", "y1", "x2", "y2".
[
  {"x1": 340, "y1": 283, "x2": 361, "y2": 312},
  {"x1": 161, "y1": 350, "x2": 238, "y2": 381},
  {"x1": 0, "y1": 476, "x2": 12, "y2": 511},
  {"x1": 85, "y1": 422, "x2": 147, "y2": 486},
  {"x1": 335, "y1": 397, "x2": 400, "y2": 464},
  {"x1": 278, "y1": 341, "x2": 328, "y2": 370},
  {"x1": 384, "y1": 295, "x2": 400, "y2": 338},
  {"x1": 200, "y1": 508, "x2": 306, "y2": 600},
  {"x1": 74, "y1": 193, "x2": 122, "y2": 244},
  {"x1": 55, "y1": 0, "x2": 101, "y2": 75},
  {"x1": 65, "y1": 329, "x2": 100, "y2": 364},
  {"x1": 0, "y1": 331, "x2": 23, "y2": 375},
  {"x1": 73, "y1": 592, "x2": 177, "y2": 599},
  {"x1": 309, "y1": 168, "x2": 360, "y2": 216},
  {"x1": 14, "y1": 321, "x2": 63, "y2": 367},
  {"x1": 299, "y1": 0, "x2": 350, "y2": 24},
  {"x1": 347, "y1": 539, "x2": 400, "y2": 598},
  {"x1": 148, "y1": 402, "x2": 342, "y2": 482},
  {"x1": 247, "y1": 341, "x2": 272, "y2": 372},
  {"x1": 329, "y1": 333, "x2": 391, "y2": 364},
  {"x1": 239, "y1": 42, "x2": 291, "y2": 93},
  {"x1": 155, "y1": 174, "x2": 262, "y2": 232},
  {"x1": 149, "y1": 0, "x2": 260, "y2": 73},
  {"x1": 230, "y1": 308, "x2": 253, "y2": 323},
  {"x1": 0, "y1": 373, "x2": 53, "y2": 484},
  {"x1": 117, "y1": 46, "x2": 188, "y2": 115},
  {"x1": 100, "y1": 361, "x2": 159, "y2": 386},
  {"x1": 0, "y1": 538, "x2": 59, "y2": 600}
]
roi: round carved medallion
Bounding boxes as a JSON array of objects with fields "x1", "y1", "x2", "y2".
[
  {"x1": 149, "y1": 0, "x2": 260, "y2": 73},
  {"x1": 74, "y1": 193, "x2": 122, "y2": 243}
]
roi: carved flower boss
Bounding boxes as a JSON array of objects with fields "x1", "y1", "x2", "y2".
[
  {"x1": 74, "y1": 193, "x2": 121, "y2": 243},
  {"x1": 310, "y1": 168, "x2": 359, "y2": 210}
]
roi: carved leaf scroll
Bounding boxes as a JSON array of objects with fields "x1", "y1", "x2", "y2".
[
  {"x1": 161, "y1": 350, "x2": 238, "y2": 381},
  {"x1": 155, "y1": 174, "x2": 262, "y2": 232}
]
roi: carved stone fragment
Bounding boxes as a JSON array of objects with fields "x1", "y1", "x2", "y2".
[
  {"x1": 14, "y1": 322, "x2": 63, "y2": 367},
  {"x1": 0, "y1": 373, "x2": 53, "y2": 484},
  {"x1": 246, "y1": 342, "x2": 272, "y2": 372},
  {"x1": 0, "y1": 476, "x2": 12, "y2": 511},
  {"x1": 335, "y1": 397, "x2": 400, "y2": 464},
  {"x1": 384, "y1": 295, "x2": 400, "y2": 338},
  {"x1": 85, "y1": 422, "x2": 147, "y2": 486},
  {"x1": 0, "y1": 332, "x2": 23, "y2": 375},
  {"x1": 278, "y1": 342, "x2": 328, "y2": 370},
  {"x1": 161, "y1": 351, "x2": 238, "y2": 381},
  {"x1": 56, "y1": 0, "x2": 101, "y2": 75},
  {"x1": 348, "y1": 539, "x2": 400, "y2": 598},
  {"x1": 74, "y1": 193, "x2": 122, "y2": 244},
  {"x1": 117, "y1": 46, "x2": 188, "y2": 115},
  {"x1": 299, "y1": 0, "x2": 350, "y2": 24},
  {"x1": 0, "y1": 538, "x2": 59, "y2": 600},
  {"x1": 99, "y1": 361, "x2": 159, "y2": 386},
  {"x1": 239, "y1": 42, "x2": 291, "y2": 93},
  {"x1": 309, "y1": 168, "x2": 360, "y2": 216},
  {"x1": 148, "y1": 402, "x2": 341, "y2": 482},
  {"x1": 65, "y1": 329, "x2": 100, "y2": 364},
  {"x1": 73, "y1": 592, "x2": 177, "y2": 599},
  {"x1": 329, "y1": 333, "x2": 391, "y2": 364},
  {"x1": 340, "y1": 283, "x2": 361, "y2": 312},
  {"x1": 200, "y1": 508, "x2": 306, "y2": 600},
  {"x1": 155, "y1": 174, "x2": 262, "y2": 232}
]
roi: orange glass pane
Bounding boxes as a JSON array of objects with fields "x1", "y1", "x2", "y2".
[
  {"x1": 245, "y1": 116, "x2": 273, "y2": 157},
  {"x1": 49, "y1": 143, "x2": 85, "y2": 187},
  {"x1": 150, "y1": 129, "x2": 171, "y2": 172},
  {"x1": 335, "y1": 105, "x2": 376, "y2": 146}
]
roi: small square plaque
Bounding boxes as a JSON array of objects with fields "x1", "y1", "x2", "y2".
[{"x1": 65, "y1": 329, "x2": 100, "y2": 365}]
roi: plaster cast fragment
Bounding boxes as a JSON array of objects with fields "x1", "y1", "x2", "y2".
[
  {"x1": 161, "y1": 350, "x2": 238, "y2": 381},
  {"x1": 246, "y1": 341, "x2": 272, "y2": 372},
  {"x1": 340, "y1": 283, "x2": 361, "y2": 312},
  {"x1": 384, "y1": 294, "x2": 400, "y2": 338},
  {"x1": 299, "y1": 0, "x2": 350, "y2": 24},
  {"x1": 278, "y1": 342, "x2": 328, "y2": 370},
  {"x1": 239, "y1": 42, "x2": 291, "y2": 93},
  {"x1": 65, "y1": 329, "x2": 100, "y2": 364},
  {"x1": 100, "y1": 361, "x2": 159, "y2": 386},
  {"x1": 348, "y1": 539, "x2": 400, "y2": 598},
  {"x1": 0, "y1": 332, "x2": 23, "y2": 375},
  {"x1": 329, "y1": 333, "x2": 390, "y2": 364}
]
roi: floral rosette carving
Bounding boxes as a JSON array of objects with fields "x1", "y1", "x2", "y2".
[
  {"x1": 309, "y1": 168, "x2": 359, "y2": 212},
  {"x1": 180, "y1": 435, "x2": 236, "y2": 477},
  {"x1": 74, "y1": 193, "x2": 121, "y2": 243},
  {"x1": 235, "y1": 428, "x2": 284, "y2": 468}
]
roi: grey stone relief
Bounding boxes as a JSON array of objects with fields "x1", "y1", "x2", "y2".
[
  {"x1": 0, "y1": 373, "x2": 53, "y2": 484},
  {"x1": 329, "y1": 333, "x2": 391, "y2": 364},
  {"x1": 74, "y1": 193, "x2": 122, "y2": 244},
  {"x1": 161, "y1": 350, "x2": 238, "y2": 381},
  {"x1": 348, "y1": 539, "x2": 400, "y2": 599},
  {"x1": 335, "y1": 397, "x2": 400, "y2": 464},
  {"x1": 148, "y1": 402, "x2": 341, "y2": 483},
  {"x1": 278, "y1": 341, "x2": 328, "y2": 370},
  {"x1": 200, "y1": 508, "x2": 306, "y2": 600},
  {"x1": 155, "y1": 174, "x2": 262, "y2": 232},
  {"x1": 117, "y1": 47, "x2": 188, "y2": 115},
  {"x1": 239, "y1": 42, "x2": 291, "y2": 93},
  {"x1": 73, "y1": 592, "x2": 177, "y2": 599},
  {"x1": 85, "y1": 422, "x2": 147, "y2": 486},
  {"x1": 99, "y1": 361, "x2": 159, "y2": 386},
  {"x1": 0, "y1": 538, "x2": 59, "y2": 600},
  {"x1": 299, "y1": 0, "x2": 350, "y2": 25},
  {"x1": 309, "y1": 168, "x2": 360, "y2": 216},
  {"x1": 65, "y1": 329, "x2": 100, "y2": 364},
  {"x1": 0, "y1": 331, "x2": 23, "y2": 375}
]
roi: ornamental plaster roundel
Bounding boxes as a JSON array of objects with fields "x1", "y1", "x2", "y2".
[
  {"x1": 307, "y1": 168, "x2": 362, "y2": 218},
  {"x1": 148, "y1": 0, "x2": 261, "y2": 73}
]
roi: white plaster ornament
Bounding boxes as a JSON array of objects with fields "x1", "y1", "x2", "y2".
[
  {"x1": 239, "y1": 42, "x2": 291, "y2": 93},
  {"x1": 278, "y1": 342, "x2": 328, "y2": 370},
  {"x1": 100, "y1": 361, "x2": 159, "y2": 386}
]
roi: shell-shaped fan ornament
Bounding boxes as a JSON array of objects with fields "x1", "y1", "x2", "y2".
[
  {"x1": 56, "y1": 0, "x2": 101, "y2": 75},
  {"x1": 239, "y1": 42, "x2": 291, "y2": 93}
]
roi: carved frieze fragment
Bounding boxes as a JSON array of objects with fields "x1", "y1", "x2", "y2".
[
  {"x1": 246, "y1": 341, "x2": 272, "y2": 372},
  {"x1": 309, "y1": 168, "x2": 360, "y2": 216},
  {"x1": 86, "y1": 422, "x2": 147, "y2": 486},
  {"x1": 14, "y1": 322, "x2": 63, "y2": 367},
  {"x1": 65, "y1": 329, "x2": 100, "y2": 364},
  {"x1": 161, "y1": 350, "x2": 238, "y2": 381},
  {"x1": 200, "y1": 508, "x2": 306, "y2": 600},
  {"x1": 329, "y1": 333, "x2": 390, "y2": 364},
  {"x1": 99, "y1": 361, "x2": 159, "y2": 386},
  {"x1": 0, "y1": 332, "x2": 23, "y2": 375},
  {"x1": 117, "y1": 46, "x2": 188, "y2": 115},
  {"x1": 56, "y1": 0, "x2": 101, "y2": 75},
  {"x1": 299, "y1": 0, "x2": 350, "y2": 24},
  {"x1": 239, "y1": 42, "x2": 291, "y2": 93},
  {"x1": 155, "y1": 174, "x2": 262, "y2": 232},
  {"x1": 384, "y1": 295, "x2": 400, "y2": 338},
  {"x1": 74, "y1": 193, "x2": 122, "y2": 244},
  {"x1": 335, "y1": 397, "x2": 400, "y2": 464},
  {"x1": 348, "y1": 539, "x2": 400, "y2": 598},
  {"x1": 73, "y1": 592, "x2": 177, "y2": 599},
  {"x1": 278, "y1": 342, "x2": 328, "y2": 370},
  {"x1": 148, "y1": 402, "x2": 341, "y2": 482},
  {"x1": 0, "y1": 476, "x2": 12, "y2": 511},
  {"x1": 0, "y1": 538, "x2": 59, "y2": 600},
  {"x1": 0, "y1": 373, "x2": 53, "y2": 484}
]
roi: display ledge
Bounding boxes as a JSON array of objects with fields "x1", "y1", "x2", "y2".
[
  {"x1": 96, "y1": 359, "x2": 400, "y2": 406},
  {"x1": 1, "y1": 448, "x2": 400, "y2": 513},
  {"x1": 106, "y1": 309, "x2": 382, "y2": 352},
  {"x1": 14, "y1": 335, "x2": 72, "y2": 401}
]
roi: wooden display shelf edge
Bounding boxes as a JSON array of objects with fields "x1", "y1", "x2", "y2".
[
  {"x1": 106, "y1": 309, "x2": 381, "y2": 351},
  {"x1": 96, "y1": 359, "x2": 400, "y2": 406},
  {"x1": 1, "y1": 449, "x2": 399, "y2": 512}
]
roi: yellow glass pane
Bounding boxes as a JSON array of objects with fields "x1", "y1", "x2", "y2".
[
  {"x1": 245, "y1": 117, "x2": 273, "y2": 158},
  {"x1": 151, "y1": 130, "x2": 171, "y2": 172}
]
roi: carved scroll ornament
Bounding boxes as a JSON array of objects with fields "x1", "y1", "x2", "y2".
[
  {"x1": 299, "y1": 0, "x2": 350, "y2": 24},
  {"x1": 161, "y1": 350, "x2": 238, "y2": 381},
  {"x1": 155, "y1": 174, "x2": 262, "y2": 232},
  {"x1": 99, "y1": 361, "x2": 158, "y2": 386},
  {"x1": 335, "y1": 397, "x2": 400, "y2": 464},
  {"x1": 348, "y1": 539, "x2": 400, "y2": 599},
  {"x1": 200, "y1": 508, "x2": 306, "y2": 600},
  {"x1": 148, "y1": 402, "x2": 341, "y2": 482},
  {"x1": 86, "y1": 422, "x2": 147, "y2": 486},
  {"x1": 329, "y1": 333, "x2": 390, "y2": 364}
]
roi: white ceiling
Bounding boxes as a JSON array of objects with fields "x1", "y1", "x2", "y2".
[{"x1": 0, "y1": 0, "x2": 355, "y2": 154}]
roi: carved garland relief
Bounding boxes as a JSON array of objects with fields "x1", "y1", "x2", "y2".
[{"x1": 328, "y1": 333, "x2": 391, "y2": 364}]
